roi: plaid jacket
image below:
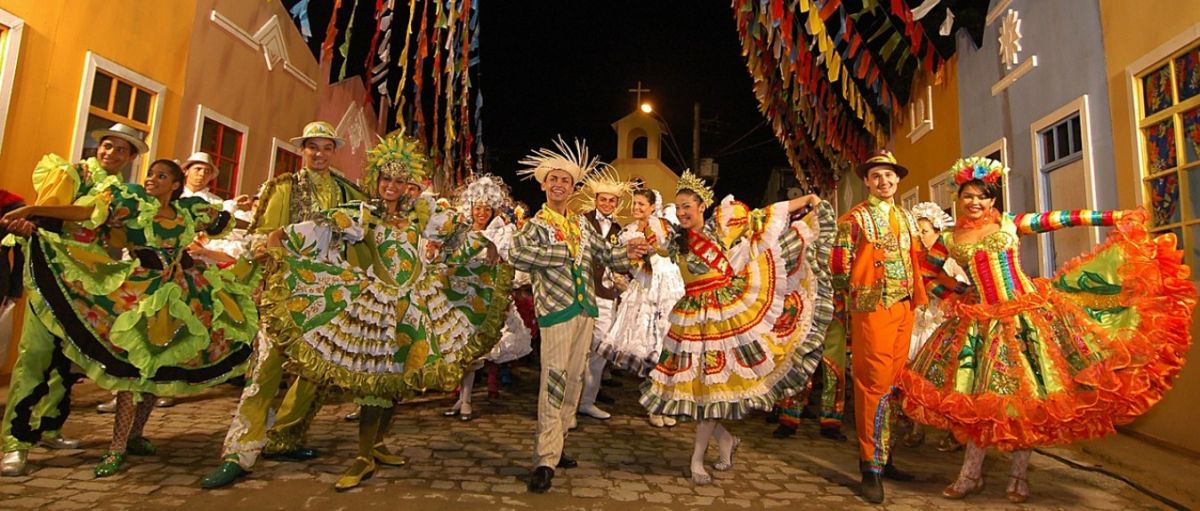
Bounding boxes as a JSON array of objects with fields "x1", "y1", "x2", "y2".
[{"x1": 509, "y1": 207, "x2": 631, "y2": 327}]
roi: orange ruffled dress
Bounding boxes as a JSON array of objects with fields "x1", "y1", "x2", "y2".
[{"x1": 899, "y1": 210, "x2": 1195, "y2": 451}]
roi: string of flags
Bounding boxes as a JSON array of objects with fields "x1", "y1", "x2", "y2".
[
  {"x1": 731, "y1": 0, "x2": 985, "y2": 190},
  {"x1": 283, "y1": 0, "x2": 483, "y2": 188}
]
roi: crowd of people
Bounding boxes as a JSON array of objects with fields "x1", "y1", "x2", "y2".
[{"x1": 0, "y1": 120, "x2": 1193, "y2": 504}]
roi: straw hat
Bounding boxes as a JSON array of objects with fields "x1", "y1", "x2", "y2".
[{"x1": 290, "y1": 121, "x2": 346, "y2": 148}]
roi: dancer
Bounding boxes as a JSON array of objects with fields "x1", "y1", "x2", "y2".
[
  {"x1": 640, "y1": 170, "x2": 833, "y2": 485},
  {"x1": 1, "y1": 124, "x2": 195, "y2": 476},
  {"x1": 771, "y1": 291, "x2": 850, "y2": 442},
  {"x1": 509, "y1": 137, "x2": 645, "y2": 493},
  {"x1": 202, "y1": 121, "x2": 366, "y2": 489},
  {"x1": 831, "y1": 150, "x2": 927, "y2": 503},
  {"x1": 598, "y1": 188, "x2": 685, "y2": 428},
  {"x1": 900, "y1": 157, "x2": 1195, "y2": 503},
  {"x1": 224, "y1": 134, "x2": 508, "y2": 490},
  {"x1": 898, "y1": 202, "x2": 966, "y2": 448},
  {"x1": 576, "y1": 168, "x2": 631, "y2": 421},
  {"x1": 0, "y1": 159, "x2": 257, "y2": 477},
  {"x1": 445, "y1": 173, "x2": 532, "y2": 421}
]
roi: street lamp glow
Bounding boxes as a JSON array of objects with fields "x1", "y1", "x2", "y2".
[{"x1": 640, "y1": 103, "x2": 653, "y2": 113}]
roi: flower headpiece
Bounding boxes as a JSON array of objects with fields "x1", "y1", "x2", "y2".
[
  {"x1": 951, "y1": 157, "x2": 1008, "y2": 188},
  {"x1": 516, "y1": 136, "x2": 600, "y2": 184},
  {"x1": 457, "y1": 173, "x2": 511, "y2": 211},
  {"x1": 575, "y1": 165, "x2": 633, "y2": 212},
  {"x1": 675, "y1": 169, "x2": 715, "y2": 207},
  {"x1": 911, "y1": 202, "x2": 955, "y2": 231},
  {"x1": 362, "y1": 133, "x2": 428, "y2": 197}
]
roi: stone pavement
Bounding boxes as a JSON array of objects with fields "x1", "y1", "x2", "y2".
[{"x1": 0, "y1": 367, "x2": 1172, "y2": 511}]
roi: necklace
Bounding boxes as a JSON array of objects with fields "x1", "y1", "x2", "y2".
[{"x1": 954, "y1": 208, "x2": 1000, "y2": 232}]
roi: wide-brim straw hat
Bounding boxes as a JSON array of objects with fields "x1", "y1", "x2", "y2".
[{"x1": 290, "y1": 121, "x2": 346, "y2": 148}]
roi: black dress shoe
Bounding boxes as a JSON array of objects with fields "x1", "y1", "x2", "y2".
[
  {"x1": 595, "y1": 392, "x2": 615, "y2": 405},
  {"x1": 263, "y1": 447, "x2": 320, "y2": 461},
  {"x1": 820, "y1": 427, "x2": 848, "y2": 442},
  {"x1": 772, "y1": 425, "x2": 796, "y2": 439},
  {"x1": 860, "y1": 471, "x2": 885, "y2": 504},
  {"x1": 527, "y1": 466, "x2": 554, "y2": 493},
  {"x1": 882, "y1": 462, "x2": 915, "y2": 482},
  {"x1": 556, "y1": 454, "x2": 578, "y2": 469}
]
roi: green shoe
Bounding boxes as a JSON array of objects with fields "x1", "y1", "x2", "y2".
[
  {"x1": 94, "y1": 451, "x2": 126, "y2": 478},
  {"x1": 127, "y1": 437, "x2": 157, "y2": 456},
  {"x1": 201, "y1": 461, "x2": 247, "y2": 489},
  {"x1": 263, "y1": 447, "x2": 320, "y2": 461}
]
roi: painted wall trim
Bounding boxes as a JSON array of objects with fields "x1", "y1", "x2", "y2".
[
  {"x1": 1122, "y1": 22, "x2": 1200, "y2": 207},
  {"x1": 985, "y1": 0, "x2": 1014, "y2": 26},
  {"x1": 209, "y1": 10, "x2": 317, "y2": 91},
  {"x1": 0, "y1": 9, "x2": 26, "y2": 156},
  {"x1": 991, "y1": 55, "x2": 1038, "y2": 96},
  {"x1": 1029, "y1": 95, "x2": 1099, "y2": 276},
  {"x1": 70, "y1": 52, "x2": 167, "y2": 181}
]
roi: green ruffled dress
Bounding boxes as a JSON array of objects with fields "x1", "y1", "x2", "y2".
[
  {"x1": 24, "y1": 178, "x2": 259, "y2": 396},
  {"x1": 260, "y1": 199, "x2": 512, "y2": 401}
]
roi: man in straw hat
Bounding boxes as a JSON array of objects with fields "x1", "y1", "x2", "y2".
[
  {"x1": 831, "y1": 149, "x2": 926, "y2": 503},
  {"x1": 575, "y1": 167, "x2": 632, "y2": 422},
  {"x1": 202, "y1": 121, "x2": 366, "y2": 489},
  {"x1": 0, "y1": 123, "x2": 147, "y2": 476},
  {"x1": 509, "y1": 137, "x2": 649, "y2": 493}
]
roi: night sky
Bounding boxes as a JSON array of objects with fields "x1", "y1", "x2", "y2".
[{"x1": 478, "y1": 0, "x2": 788, "y2": 207}]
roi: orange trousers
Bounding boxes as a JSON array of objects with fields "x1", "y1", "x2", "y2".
[{"x1": 849, "y1": 299, "x2": 914, "y2": 472}]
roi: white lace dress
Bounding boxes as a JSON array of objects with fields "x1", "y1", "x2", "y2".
[
  {"x1": 478, "y1": 217, "x2": 533, "y2": 364},
  {"x1": 599, "y1": 217, "x2": 686, "y2": 376}
]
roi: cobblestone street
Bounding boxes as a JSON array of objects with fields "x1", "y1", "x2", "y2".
[{"x1": 0, "y1": 367, "x2": 1173, "y2": 510}]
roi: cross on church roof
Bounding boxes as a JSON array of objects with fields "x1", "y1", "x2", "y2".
[{"x1": 627, "y1": 81, "x2": 651, "y2": 107}]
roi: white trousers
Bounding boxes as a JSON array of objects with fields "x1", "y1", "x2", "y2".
[{"x1": 579, "y1": 297, "x2": 615, "y2": 409}]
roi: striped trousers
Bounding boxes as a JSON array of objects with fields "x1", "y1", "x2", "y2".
[{"x1": 533, "y1": 314, "x2": 594, "y2": 468}]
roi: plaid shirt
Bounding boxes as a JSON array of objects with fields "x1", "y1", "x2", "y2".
[{"x1": 509, "y1": 205, "x2": 631, "y2": 327}]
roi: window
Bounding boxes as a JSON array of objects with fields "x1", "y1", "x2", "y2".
[
  {"x1": 271, "y1": 137, "x2": 302, "y2": 177},
  {"x1": 0, "y1": 9, "x2": 26, "y2": 154},
  {"x1": 928, "y1": 171, "x2": 956, "y2": 218},
  {"x1": 199, "y1": 118, "x2": 244, "y2": 199},
  {"x1": 900, "y1": 187, "x2": 919, "y2": 211},
  {"x1": 1136, "y1": 40, "x2": 1200, "y2": 277},
  {"x1": 1038, "y1": 113, "x2": 1083, "y2": 169},
  {"x1": 72, "y1": 53, "x2": 165, "y2": 182},
  {"x1": 191, "y1": 106, "x2": 249, "y2": 199}
]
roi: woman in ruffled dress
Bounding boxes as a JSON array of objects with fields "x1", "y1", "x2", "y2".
[
  {"x1": 900, "y1": 202, "x2": 968, "y2": 449},
  {"x1": 444, "y1": 174, "x2": 532, "y2": 421},
  {"x1": 599, "y1": 188, "x2": 685, "y2": 428},
  {"x1": 900, "y1": 157, "x2": 1195, "y2": 502},
  {"x1": 640, "y1": 171, "x2": 834, "y2": 485},
  {"x1": 257, "y1": 134, "x2": 510, "y2": 490},
  {"x1": 1, "y1": 159, "x2": 257, "y2": 477}
]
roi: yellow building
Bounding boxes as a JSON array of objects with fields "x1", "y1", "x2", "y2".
[
  {"x1": 1099, "y1": 0, "x2": 1200, "y2": 455},
  {"x1": 888, "y1": 58, "x2": 964, "y2": 217},
  {"x1": 0, "y1": 0, "x2": 367, "y2": 371}
]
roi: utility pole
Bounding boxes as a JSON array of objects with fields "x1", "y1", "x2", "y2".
[{"x1": 692, "y1": 102, "x2": 701, "y2": 171}]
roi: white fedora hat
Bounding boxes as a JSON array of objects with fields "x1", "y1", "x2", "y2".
[
  {"x1": 90, "y1": 123, "x2": 149, "y2": 154},
  {"x1": 183, "y1": 151, "x2": 216, "y2": 170}
]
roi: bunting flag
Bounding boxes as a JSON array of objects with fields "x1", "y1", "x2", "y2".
[
  {"x1": 730, "y1": 0, "x2": 985, "y2": 188},
  {"x1": 283, "y1": 0, "x2": 482, "y2": 189}
]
